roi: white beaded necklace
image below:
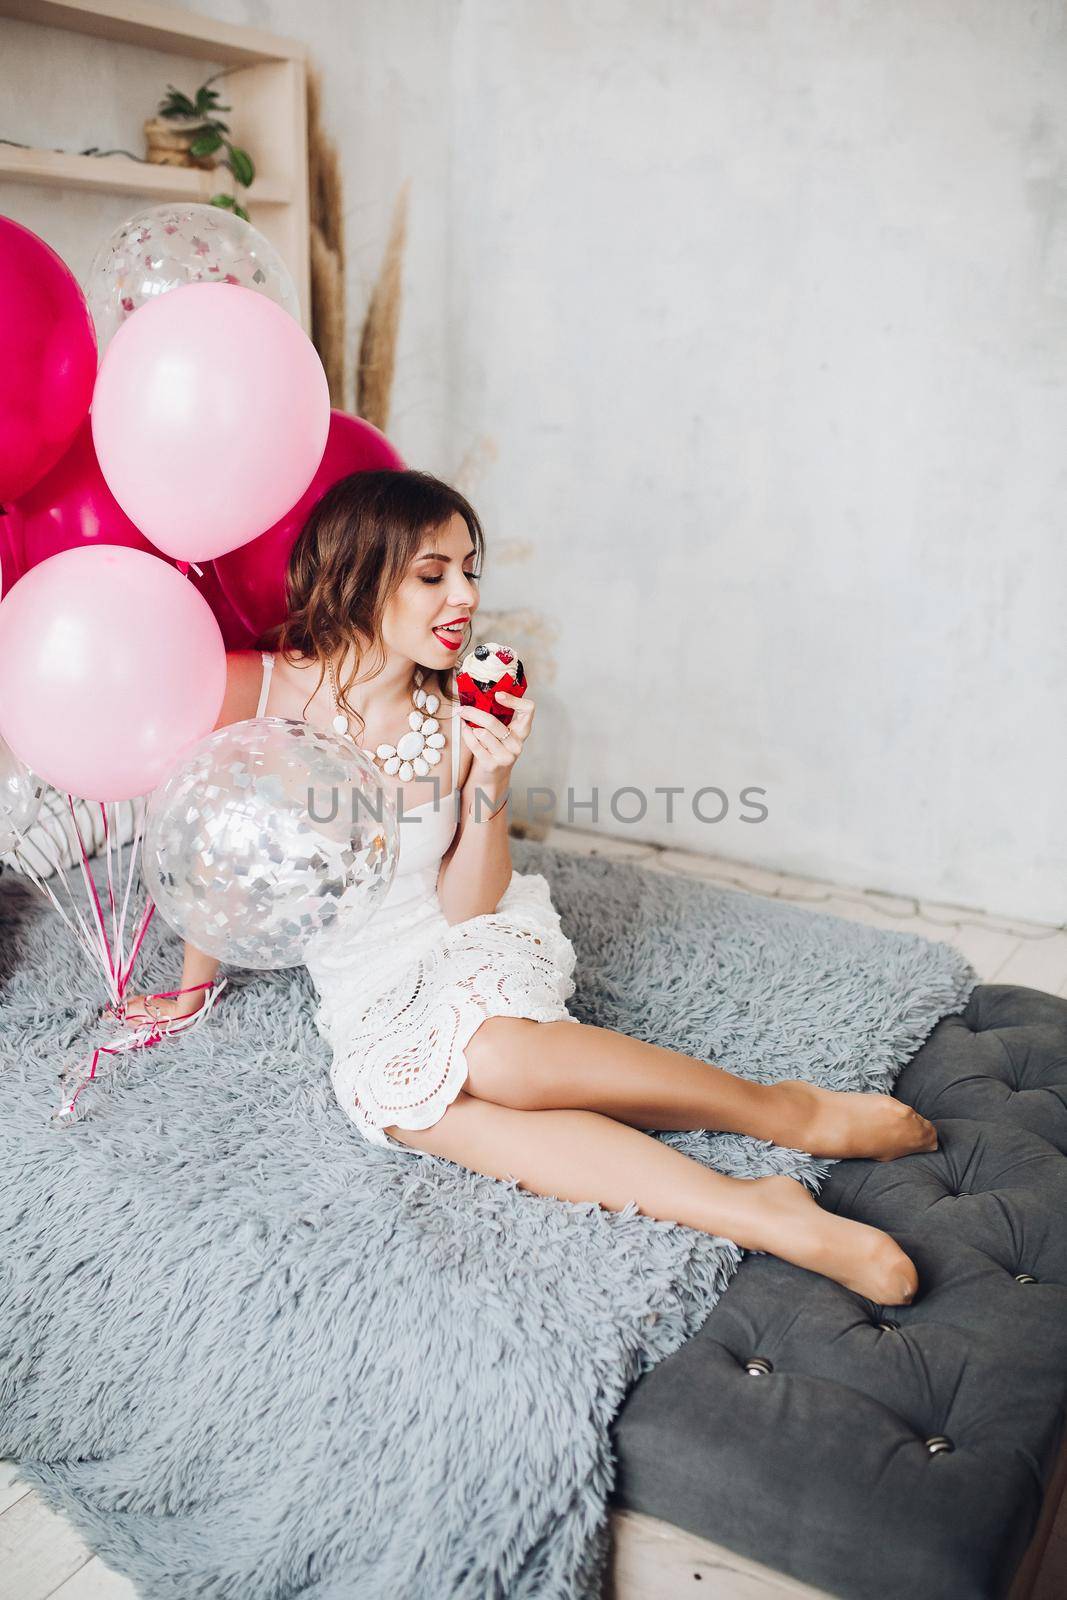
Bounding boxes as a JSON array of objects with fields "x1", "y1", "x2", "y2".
[{"x1": 325, "y1": 655, "x2": 447, "y2": 785}]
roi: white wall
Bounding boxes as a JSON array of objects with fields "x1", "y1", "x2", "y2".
[
  {"x1": 4, "y1": 1, "x2": 1064, "y2": 923},
  {"x1": 443, "y1": 0, "x2": 1067, "y2": 927}
]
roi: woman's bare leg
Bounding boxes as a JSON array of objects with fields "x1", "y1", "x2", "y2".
[
  {"x1": 462, "y1": 1017, "x2": 938, "y2": 1163},
  {"x1": 385, "y1": 1091, "x2": 919, "y2": 1305}
]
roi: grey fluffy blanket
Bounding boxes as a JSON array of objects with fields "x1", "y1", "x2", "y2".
[{"x1": 0, "y1": 839, "x2": 976, "y2": 1598}]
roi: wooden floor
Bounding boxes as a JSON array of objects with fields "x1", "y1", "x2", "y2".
[{"x1": 4, "y1": 826, "x2": 1066, "y2": 1600}]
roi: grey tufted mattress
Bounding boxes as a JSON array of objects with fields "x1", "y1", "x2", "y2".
[{"x1": 609, "y1": 983, "x2": 1067, "y2": 1600}]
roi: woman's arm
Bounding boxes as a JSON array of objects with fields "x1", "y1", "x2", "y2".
[
  {"x1": 179, "y1": 939, "x2": 221, "y2": 1004},
  {"x1": 121, "y1": 651, "x2": 259, "y2": 1026},
  {"x1": 436, "y1": 686, "x2": 533, "y2": 926},
  {"x1": 436, "y1": 775, "x2": 513, "y2": 926}
]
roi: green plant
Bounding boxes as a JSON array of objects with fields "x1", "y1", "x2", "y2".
[{"x1": 157, "y1": 70, "x2": 255, "y2": 221}]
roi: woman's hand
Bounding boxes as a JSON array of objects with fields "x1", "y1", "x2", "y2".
[
  {"x1": 458, "y1": 689, "x2": 534, "y2": 782},
  {"x1": 118, "y1": 989, "x2": 207, "y2": 1030}
]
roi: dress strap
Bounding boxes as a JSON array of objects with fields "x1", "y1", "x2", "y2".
[{"x1": 256, "y1": 651, "x2": 275, "y2": 719}]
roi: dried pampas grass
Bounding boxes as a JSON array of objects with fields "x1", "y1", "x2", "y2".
[
  {"x1": 452, "y1": 434, "x2": 500, "y2": 498},
  {"x1": 310, "y1": 229, "x2": 346, "y2": 406},
  {"x1": 357, "y1": 178, "x2": 410, "y2": 433},
  {"x1": 307, "y1": 67, "x2": 346, "y2": 407}
]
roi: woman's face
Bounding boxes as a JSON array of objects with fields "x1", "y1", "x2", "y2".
[{"x1": 381, "y1": 511, "x2": 481, "y2": 669}]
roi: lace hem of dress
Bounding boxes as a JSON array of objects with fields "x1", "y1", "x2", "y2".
[
  {"x1": 326, "y1": 883, "x2": 578, "y2": 1145},
  {"x1": 333, "y1": 980, "x2": 581, "y2": 1152}
]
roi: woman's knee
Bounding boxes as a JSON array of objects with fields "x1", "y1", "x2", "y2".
[
  {"x1": 384, "y1": 1089, "x2": 479, "y2": 1154},
  {"x1": 384, "y1": 1088, "x2": 530, "y2": 1174},
  {"x1": 384, "y1": 1089, "x2": 549, "y2": 1186},
  {"x1": 462, "y1": 1016, "x2": 550, "y2": 1108}
]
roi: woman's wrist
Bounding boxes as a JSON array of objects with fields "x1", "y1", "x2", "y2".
[{"x1": 465, "y1": 783, "x2": 509, "y2": 821}]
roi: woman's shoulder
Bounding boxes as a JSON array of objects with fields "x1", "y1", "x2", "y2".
[
  {"x1": 214, "y1": 649, "x2": 269, "y2": 730},
  {"x1": 225, "y1": 647, "x2": 270, "y2": 684}
]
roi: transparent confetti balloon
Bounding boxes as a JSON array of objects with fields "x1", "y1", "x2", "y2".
[
  {"x1": 142, "y1": 718, "x2": 398, "y2": 969},
  {"x1": 86, "y1": 203, "x2": 301, "y2": 351},
  {"x1": 0, "y1": 735, "x2": 44, "y2": 855}
]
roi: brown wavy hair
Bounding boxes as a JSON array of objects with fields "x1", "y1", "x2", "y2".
[{"x1": 267, "y1": 469, "x2": 485, "y2": 744}]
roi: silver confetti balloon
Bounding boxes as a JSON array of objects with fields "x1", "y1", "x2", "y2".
[
  {"x1": 0, "y1": 735, "x2": 44, "y2": 855},
  {"x1": 86, "y1": 203, "x2": 301, "y2": 351},
  {"x1": 142, "y1": 718, "x2": 398, "y2": 969}
]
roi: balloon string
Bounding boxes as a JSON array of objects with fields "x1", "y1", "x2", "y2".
[
  {"x1": 100, "y1": 801, "x2": 118, "y2": 968},
  {"x1": 175, "y1": 560, "x2": 205, "y2": 578},
  {"x1": 58, "y1": 977, "x2": 228, "y2": 1119},
  {"x1": 24, "y1": 809, "x2": 104, "y2": 965},
  {"x1": 12, "y1": 796, "x2": 156, "y2": 1002},
  {"x1": 111, "y1": 800, "x2": 129, "y2": 960},
  {"x1": 115, "y1": 800, "x2": 152, "y2": 993},
  {"x1": 118, "y1": 900, "x2": 156, "y2": 993},
  {"x1": 11, "y1": 844, "x2": 104, "y2": 970},
  {"x1": 8, "y1": 804, "x2": 102, "y2": 964},
  {"x1": 67, "y1": 794, "x2": 117, "y2": 999}
]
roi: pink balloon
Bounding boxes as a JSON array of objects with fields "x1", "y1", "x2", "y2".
[
  {"x1": 0, "y1": 217, "x2": 97, "y2": 502},
  {"x1": 91, "y1": 282, "x2": 330, "y2": 564},
  {"x1": 0, "y1": 545, "x2": 226, "y2": 802},
  {"x1": 1, "y1": 416, "x2": 257, "y2": 647},
  {"x1": 211, "y1": 409, "x2": 406, "y2": 641}
]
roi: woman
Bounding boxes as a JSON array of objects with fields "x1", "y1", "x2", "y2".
[{"x1": 125, "y1": 470, "x2": 935, "y2": 1305}]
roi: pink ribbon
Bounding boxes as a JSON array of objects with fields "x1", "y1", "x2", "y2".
[{"x1": 55, "y1": 975, "x2": 229, "y2": 1120}]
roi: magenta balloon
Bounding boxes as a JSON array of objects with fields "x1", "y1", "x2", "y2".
[
  {"x1": 91, "y1": 282, "x2": 330, "y2": 564},
  {"x1": 193, "y1": 560, "x2": 261, "y2": 651},
  {"x1": 0, "y1": 218, "x2": 97, "y2": 503},
  {"x1": 1, "y1": 417, "x2": 259, "y2": 647},
  {"x1": 210, "y1": 409, "x2": 406, "y2": 641},
  {"x1": 0, "y1": 506, "x2": 26, "y2": 600},
  {"x1": 0, "y1": 544, "x2": 226, "y2": 802},
  {"x1": 11, "y1": 413, "x2": 147, "y2": 566}
]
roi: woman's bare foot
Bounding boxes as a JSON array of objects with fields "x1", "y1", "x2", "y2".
[
  {"x1": 766, "y1": 1080, "x2": 938, "y2": 1162},
  {"x1": 739, "y1": 1175, "x2": 918, "y2": 1304}
]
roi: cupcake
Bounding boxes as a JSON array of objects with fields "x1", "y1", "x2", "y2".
[{"x1": 456, "y1": 642, "x2": 527, "y2": 727}]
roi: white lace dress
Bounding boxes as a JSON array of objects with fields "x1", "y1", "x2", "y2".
[{"x1": 255, "y1": 653, "x2": 579, "y2": 1155}]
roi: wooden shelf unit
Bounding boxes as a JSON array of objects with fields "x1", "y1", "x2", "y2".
[{"x1": 0, "y1": 0, "x2": 311, "y2": 327}]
